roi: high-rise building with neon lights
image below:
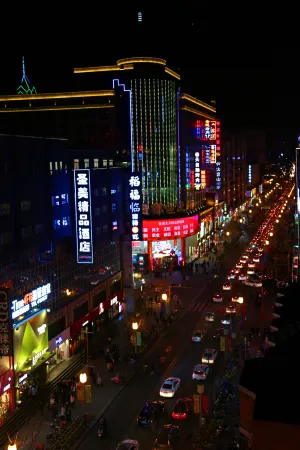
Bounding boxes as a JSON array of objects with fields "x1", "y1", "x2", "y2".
[{"x1": 73, "y1": 57, "x2": 180, "y2": 210}]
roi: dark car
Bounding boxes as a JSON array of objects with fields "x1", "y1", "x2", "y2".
[
  {"x1": 153, "y1": 425, "x2": 180, "y2": 449},
  {"x1": 137, "y1": 401, "x2": 164, "y2": 428},
  {"x1": 171, "y1": 398, "x2": 193, "y2": 420}
]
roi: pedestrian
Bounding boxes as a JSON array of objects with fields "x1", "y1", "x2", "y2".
[
  {"x1": 96, "y1": 374, "x2": 103, "y2": 387},
  {"x1": 60, "y1": 405, "x2": 66, "y2": 421},
  {"x1": 70, "y1": 393, "x2": 75, "y2": 407}
]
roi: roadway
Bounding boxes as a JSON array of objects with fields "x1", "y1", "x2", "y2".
[{"x1": 78, "y1": 206, "x2": 276, "y2": 450}]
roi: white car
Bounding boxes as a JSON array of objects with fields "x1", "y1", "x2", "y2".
[
  {"x1": 227, "y1": 272, "x2": 236, "y2": 280},
  {"x1": 242, "y1": 254, "x2": 249, "y2": 260},
  {"x1": 116, "y1": 439, "x2": 140, "y2": 450},
  {"x1": 159, "y1": 377, "x2": 181, "y2": 398},
  {"x1": 213, "y1": 293, "x2": 224, "y2": 303},
  {"x1": 221, "y1": 314, "x2": 232, "y2": 325},
  {"x1": 192, "y1": 364, "x2": 210, "y2": 380},
  {"x1": 204, "y1": 312, "x2": 216, "y2": 322},
  {"x1": 238, "y1": 273, "x2": 247, "y2": 281},
  {"x1": 202, "y1": 348, "x2": 218, "y2": 364},
  {"x1": 242, "y1": 279, "x2": 262, "y2": 287},
  {"x1": 252, "y1": 256, "x2": 260, "y2": 263},
  {"x1": 236, "y1": 263, "x2": 243, "y2": 269},
  {"x1": 247, "y1": 269, "x2": 255, "y2": 275},
  {"x1": 192, "y1": 330, "x2": 206, "y2": 342},
  {"x1": 223, "y1": 282, "x2": 232, "y2": 291}
]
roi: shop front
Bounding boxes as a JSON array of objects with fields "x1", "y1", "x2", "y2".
[
  {"x1": 48, "y1": 327, "x2": 70, "y2": 364},
  {"x1": 185, "y1": 234, "x2": 199, "y2": 263},
  {"x1": 0, "y1": 369, "x2": 14, "y2": 424},
  {"x1": 142, "y1": 214, "x2": 199, "y2": 272},
  {"x1": 13, "y1": 309, "x2": 51, "y2": 404}
]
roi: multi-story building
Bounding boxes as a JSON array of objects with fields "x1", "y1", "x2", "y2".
[{"x1": 222, "y1": 130, "x2": 247, "y2": 211}]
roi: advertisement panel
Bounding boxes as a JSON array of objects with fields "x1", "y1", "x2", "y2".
[
  {"x1": 216, "y1": 121, "x2": 221, "y2": 190},
  {"x1": 14, "y1": 309, "x2": 48, "y2": 373},
  {"x1": 74, "y1": 169, "x2": 93, "y2": 264},
  {"x1": 11, "y1": 282, "x2": 51, "y2": 325},
  {"x1": 143, "y1": 215, "x2": 199, "y2": 241},
  {"x1": 128, "y1": 173, "x2": 142, "y2": 241},
  {"x1": 0, "y1": 287, "x2": 12, "y2": 356}
]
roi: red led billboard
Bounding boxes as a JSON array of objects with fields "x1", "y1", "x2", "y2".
[{"x1": 142, "y1": 214, "x2": 199, "y2": 241}]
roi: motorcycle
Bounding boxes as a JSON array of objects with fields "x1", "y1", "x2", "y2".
[{"x1": 98, "y1": 418, "x2": 107, "y2": 438}]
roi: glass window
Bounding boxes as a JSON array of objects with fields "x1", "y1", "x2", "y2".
[
  {"x1": 49, "y1": 162, "x2": 53, "y2": 175},
  {"x1": 84, "y1": 159, "x2": 89, "y2": 168},
  {"x1": 109, "y1": 159, "x2": 113, "y2": 166},
  {"x1": 73, "y1": 159, "x2": 80, "y2": 169},
  {"x1": 62, "y1": 217, "x2": 69, "y2": 227},
  {"x1": 52, "y1": 195, "x2": 60, "y2": 206},
  {"x1": 103, "y1": 159, "x2": 108, "y2": 167},
  {"x1": 59, "y1": 161, "x2": 63, "y2": 170},
  {"x1": 53, "y1": 219, "x2": 61, "y2": 229},
  {"x1": 111, "y1": 203, "x2": 116, "y2": 212},
  {"x1": 95, "y1": 208, "x2": 101, "y2": 216},
  {"x1": 102, "y1": 205, "x2": 107, "y2": 213},
  {"x1": 117, "y1": 184, "x2": 121, "y2": 193},
  {"x1": 21, "y1": 200, "x2": 31, "y2": 212},
  {"x1": 61, "y1": 194, "x2": 68, "y2": 205},
  {"x1": 55, "y1": 161, "x2": 58, "y2": 171},
  {"x1": 94, "y1": 159, "x2": 99, "y2": 168},
  {"x1": 0, "y1": 203, "x2": 10, "y2": 216}
]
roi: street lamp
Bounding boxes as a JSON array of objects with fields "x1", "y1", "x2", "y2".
[
  {"x1": 269, "y1": 232, "x2": 273, "y2": 237},
  {"x1": 8, "y1": 444, "x2": 17, "y2": 450},
  {"x1": 238, "y1": 296, "x2": 244, "y2": 304},
  {"x1": 265, "y1": 240, "x2": 269, "y2": 246},
  {"x1": 79, "y1": 372, "x2": 87, "y2": 384},
  {"x1": 161, "y1": 293, "x2": 168, "y2": 302},
  {"x1": 249, "y1": 209, "x2": 252, "y2": 214},
  {"x1": 226, "y1": 231, "x2": 230, "y2": 236},
  {"x1": 132, "y1": 321, "x2": 139, "y2": 330},
  {"x1": 239, "y1": 218, "x2": 243, "y2": 223},
  {"x1": 276, "y1": 219, "x2": 279, "y2": 223}
]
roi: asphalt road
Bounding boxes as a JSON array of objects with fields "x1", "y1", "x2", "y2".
[{"x1": 78, "y1": 207, "x2": 276, "y2": 450}]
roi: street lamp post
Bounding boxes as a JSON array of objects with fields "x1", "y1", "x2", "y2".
[{"x1": 132, "y1": 320, "x2": 139, "y2": 355}]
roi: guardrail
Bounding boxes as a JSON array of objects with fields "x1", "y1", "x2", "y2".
[{"x1": 0, "y1": 353, "x2": 85, "y2": 448}]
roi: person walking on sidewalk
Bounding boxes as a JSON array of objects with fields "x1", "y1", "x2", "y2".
[{"x1": 96, "y1": 374, "x2": 103, "y2": 387}]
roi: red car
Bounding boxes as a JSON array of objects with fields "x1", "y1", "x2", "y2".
[{"x1": 172, "y1": 398, "x2": 193, "y2": 420}]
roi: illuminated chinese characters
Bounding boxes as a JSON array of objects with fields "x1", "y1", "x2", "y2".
[
  {"x1": 129, "y1": 173, "x2": 142, "y2": 241},
  {"x1": 74, "y1": 169, "x2": 93, "y2": 264},
  {"x1": 195, "y1": 152, "x2": 200, "y2": 189},
  {"x1": 143, "y1": 215, "x2": 199, "y2": 240},
  {"x1": 201, "y1": 170, "x2": 206, "y2": 188},
  {"x1": 248, "y1": 165, "x2": 252, "y2": 184},
  {"x1": 216, "y1": 121, "x2": 221, "y2": 190}
]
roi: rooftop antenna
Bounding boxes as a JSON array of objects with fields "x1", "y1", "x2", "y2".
[{"x1": 17, "y1": 56, "x2": 37, "y2": 95}]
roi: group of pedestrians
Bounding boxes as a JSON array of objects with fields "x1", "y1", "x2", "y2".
[{"x1": 48, "y1": 380, "x2": 76, "y2": 421}]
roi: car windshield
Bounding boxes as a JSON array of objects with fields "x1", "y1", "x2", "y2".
[
  {"x1": 194, "y1": 332, "x2": 201, "y2": 337},
  {"x1": 162, "y1": 383, "x2": 172, "y2": 390},
  {"x1": 204, "y1": 353, "x2": 212, "y2": 359},
  {"x1": 117, "y1": 445, "x2": 135, "y2": 450}
]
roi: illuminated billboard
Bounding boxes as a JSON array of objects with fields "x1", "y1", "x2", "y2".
[
  {"x1": 128, "y1": 173, "x2": 142, "y2": 241},
  {"x1": 14, "y1": 309, "x2": 48, "y2": 374},
  {"x1": 74, "y1": 169, "x2": 93, "y2": 264},
  {"x1": 143, "y1": 214, "x2": 199, "y2": 240},
  {"x1": 216, "y1": 121, "x2": 221, "y2": 190},
  {"x1": 11, "y1": 282, "x2": 51, "y2": 325}
]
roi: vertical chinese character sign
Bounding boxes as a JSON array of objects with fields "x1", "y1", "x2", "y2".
[
  {"x1": 74, "y1": 169, "x2": 93, "y2": 264},
  {"x1": 216, "y1": 121, "x2": 221, "y2": 190},
  {"x1": 194, "y1": 152, "x2": 200, "y2": 190},
  {"x1": 0, "y1": 288, "x2": 12, "y2": 356},
  {"x1": 129, "y1": 173, "x2": 142, "y2": 241}
]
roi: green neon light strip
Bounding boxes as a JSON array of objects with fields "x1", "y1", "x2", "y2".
[{"x1": 17, "y1": 57, "x2": 37, "y2": 95}]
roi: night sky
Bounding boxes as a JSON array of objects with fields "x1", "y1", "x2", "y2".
[{"x1": 0, "y1": 7, "x2": 298, "y2": 147}]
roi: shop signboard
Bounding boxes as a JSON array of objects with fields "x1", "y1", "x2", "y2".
[
  {"x1": 220, "y1": 336, "x2": 225, "y2": 352},
  {"x1": 11, "y1": 282, "x2": 51, "y2": 325},
  {"x1": 77, "y1": 384, "x2": 84, "y2": 402},
  {"x1": 143, "y1": 214, "x2": 199, "y2": 241},
  {"x1": 0, "y1": 287, "x2": 12, "y2": 356},
  {"x1": 216, "y1": 121, "x2": 221, "y2": 190},
  {"x1": 84, "y1": 384, "x2": 92, "y2": 403},
  {"x1": 136, "y1": 331, "x2": 142, "y2": 347},
  {"x1": 128, "y1": 172, "x2": 143, "y2": 241},
  {"x1": 74, "y1": 169, "x2": 93, "y2": 264},
  {"x1": 195, "y1": 152, "x2": 200, "y2": 189},
  {"x1": 193, "y1": 394, "x2": 200, "y2": 414},
  {"x1": 14, "y1": 309, "x2": 48, "y2": 374}
]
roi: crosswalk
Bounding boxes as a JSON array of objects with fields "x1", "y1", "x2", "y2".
[{"x1": 188, "y1": 301, "x2": 206, "y2": 313}]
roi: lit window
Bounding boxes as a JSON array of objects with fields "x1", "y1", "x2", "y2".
[
  {"x1": 73, "y1": 159, "x2": 80, "y2": 169},
  {"x1": 62, "y1": 217, "x2": 69, "y2": 227},
  {"x1": 55, "y1": 161, "x2": 58, "y2": 171},
  {"x1": 53, "y1": 219, "x2": 61, "y2": 229},
  {"x1": 61, "y1": 194, "x2": 68, "y2": 205},
  {"x1": 111, "y1": 189, "x2": 116, "y2": 194},
  {"x1": 49, "y1": 162, "x2": 53, "y2": 175},
  {"x1": 111, "y1": 203, "x2": 116, "y2": 212},
  {"x1": 102, "y1": 187, "x2": 107, "y2": 196},
  {"x1": 103, "y1": 160, "x2": 108, "y2": 167},
  {"x1": 52, "y1": 195, "x2": 60, "y2": 206},
  {"x1": 109, "y1": 159, "x2": 113, "y2": 167},
  {"x1": 94, "y1": 159, "x2": 99, "y2": 168},
  {"x1": 59, "y1": 161, "x2": 63, "y2": 170},
  {"x1": 84, "y1": 159, "x2": 89, "y2": 168}
]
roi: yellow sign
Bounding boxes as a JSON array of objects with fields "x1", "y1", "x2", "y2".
[
  {"x1": 220, "y1": 336, "x2": 225, "y2": 352},
  {"x1": 197, "y1": 384, "x2": 204, "y2": 394},
  {"x1": 193, "y1": 394, "x2": 200, "y2": 414},
  {"x1": 84, "y1": 384, "x2": 92, "y2": 403}
]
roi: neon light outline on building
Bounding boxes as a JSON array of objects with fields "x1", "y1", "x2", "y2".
[{"x1": 17, "y1": 56, "x2": 37, "y2": 95}]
